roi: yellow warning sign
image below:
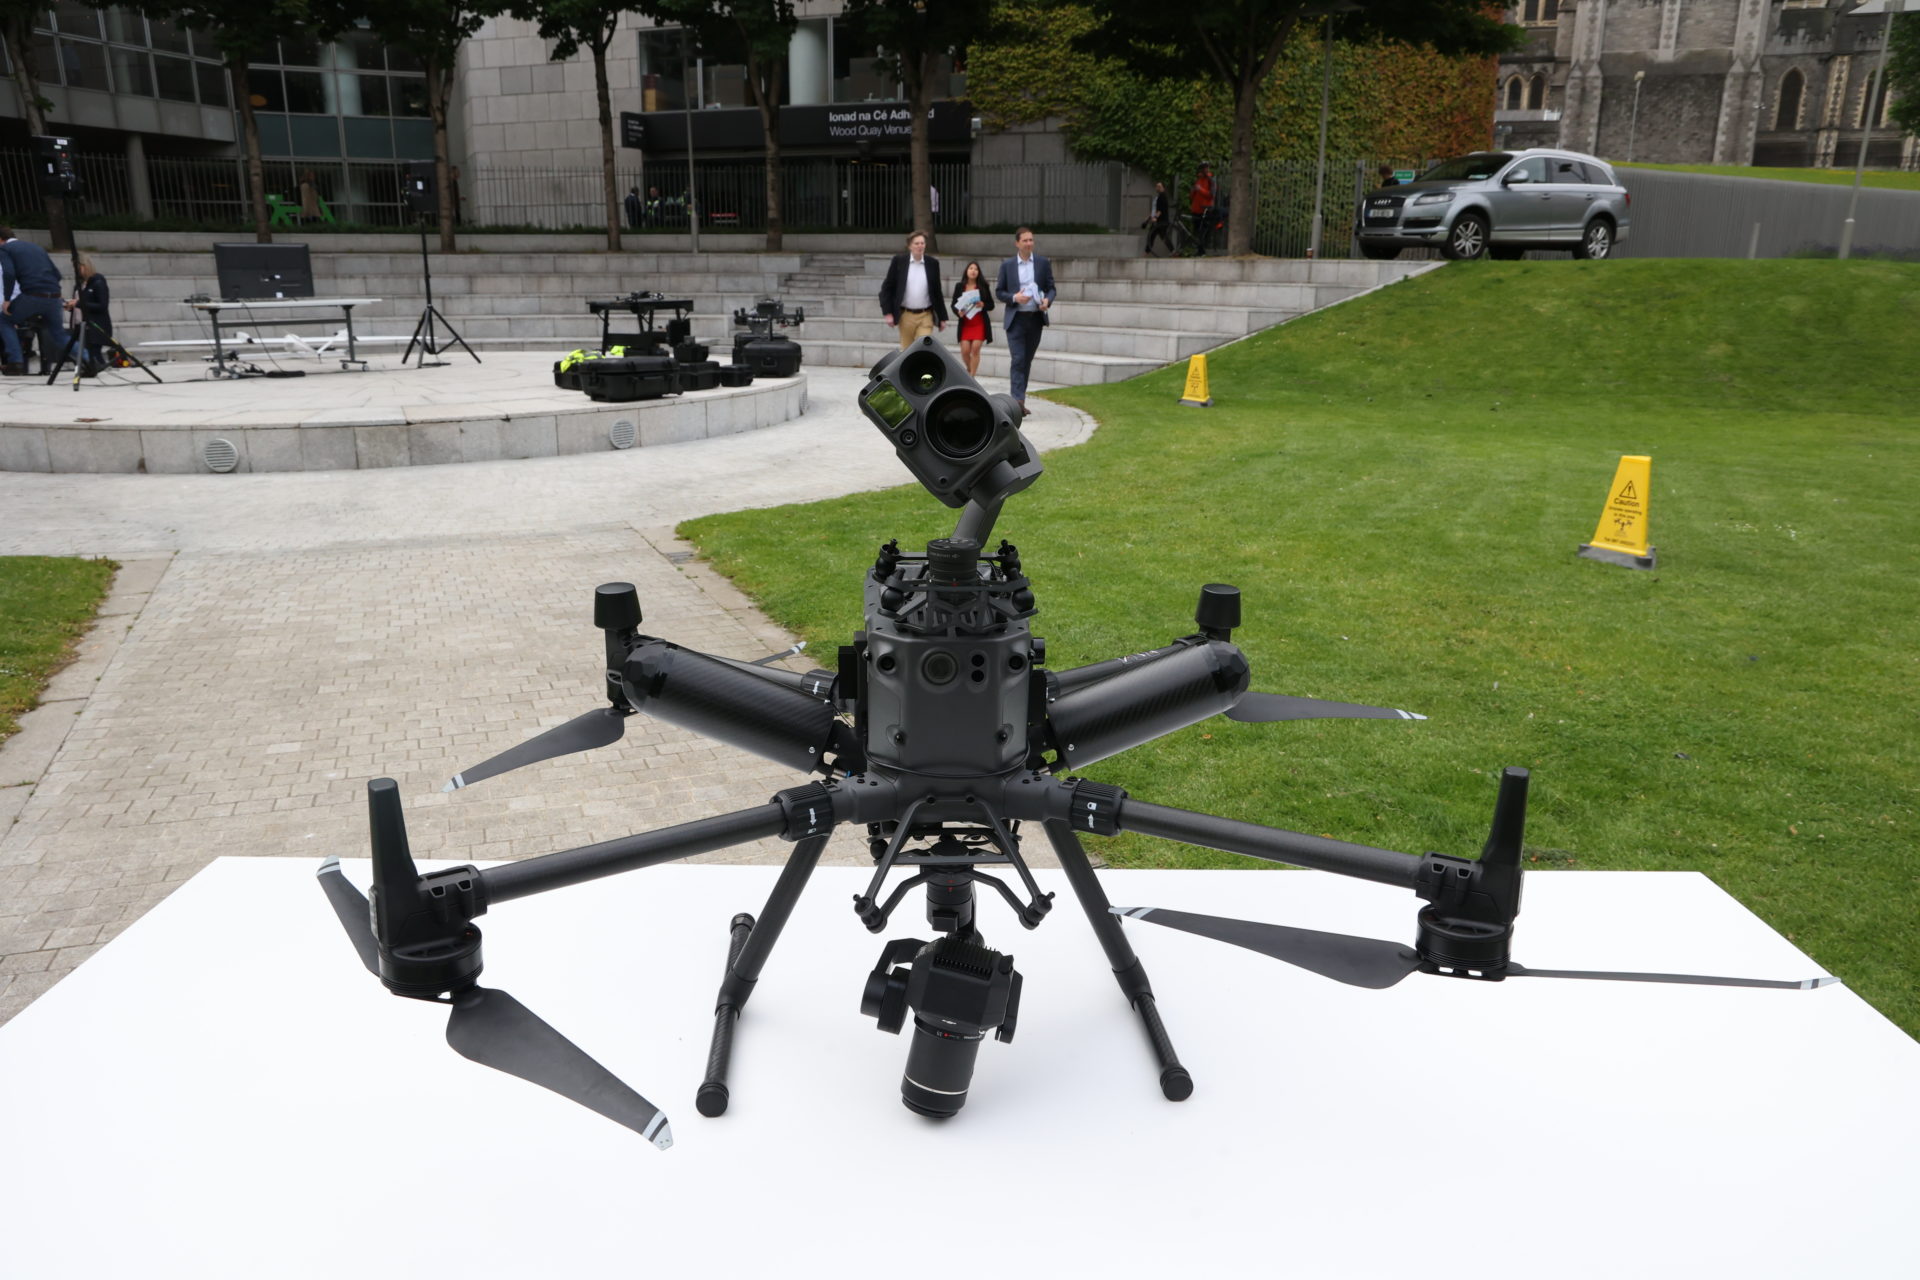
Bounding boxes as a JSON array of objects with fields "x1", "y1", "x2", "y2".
[
  {"x1": 1577, "y1": 454, "x2": 1657, "y2": 569},
  {"x1": 1179, "y1": 353, "x2": 1212, "y2": 408}
]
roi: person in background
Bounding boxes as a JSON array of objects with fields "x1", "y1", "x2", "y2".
[
  {"x1": 0, "y1": 227, "x2": 79, "y2": 377},
  {"x1": 625, "y1": 186, "x2": 643, "y2": 229},
  {"x1": 298, "y1": 169, "x2": 321, "y2": 222},
  {"x1": 66, "y1": 253, "x2": 111, "y2": 377},
  {"x1": 994, "y1": 226, "x2": 1055, "y2": 416},
  {"x1": 878, "y1": 229, "x2": 947, "y2": 351},
  {"x1": 1377, "y1": 165, "x2": 1400, "y2": 188},
  {"x1": 645, "y1": 185, "x2": 663, "y2": 225},
  {"x1": 1143, "y1": 181, "x2": 1173, "y2": 256},
  {"x1": 1189, "y1": 162, "x2": 1217, "y2": 257},
  {"x1": 950, "y1": 259, "x2": 992, "y2": 377}
]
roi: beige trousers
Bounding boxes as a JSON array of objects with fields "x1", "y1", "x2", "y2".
[{"x1": 897, "y1": 309, "x2": 935, "y2": 348}]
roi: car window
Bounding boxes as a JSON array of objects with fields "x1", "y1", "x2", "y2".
[
  {"x1": 1422, "y1": 153, "x2": 1514, "y2": 182},
  {"x1": 1505, "y1": 157, "x2": 1548, "y2": 184},
  {"x1": 1582, "y1": 161, "x2": 1616, "y2": 187},
  {"x1": 1548, "y1": 157, "x2": 1589, "y2": 184}
]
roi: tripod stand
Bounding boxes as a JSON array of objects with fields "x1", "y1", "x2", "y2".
[
  {"x1": 401, "y1": 213, "x2": 478, "y2": 369},
  {"x1": 44, "y1": 253, "x2": 161, "y2": 389}
]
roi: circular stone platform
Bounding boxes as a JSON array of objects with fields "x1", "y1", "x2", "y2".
[{"x1": 0, "y1": 352, "x2": 806, "y2": 474}]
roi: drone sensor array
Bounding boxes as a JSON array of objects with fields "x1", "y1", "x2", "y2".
[{"x1": 318, "y1": 337, "x2": 1832, "y2": 1147}]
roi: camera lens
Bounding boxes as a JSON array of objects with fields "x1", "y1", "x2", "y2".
[
  {"x1": 922, "y1": 651, "x2": 958, "y2": 685},
  {"x1": 925, "y1": 390, "x2": 995, "y2": 459},
  {"x1": 901, "y1": 1019, "x2": 983, "y2": 1118},
  {"x1": 899, "y1": 349, "x2": 947, "y2": 396}
]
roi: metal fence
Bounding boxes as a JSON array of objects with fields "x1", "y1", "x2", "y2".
[{"x1": 1613, "y1": 167, "x2": 1920, "y2": 259}]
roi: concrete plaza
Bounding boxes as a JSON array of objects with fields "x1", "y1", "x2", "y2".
[{"x1": 0, "y1": 366, "x2": 1094, "y2": 1024}]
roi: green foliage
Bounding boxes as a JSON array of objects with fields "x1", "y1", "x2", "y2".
[
  {"x1": 681, "y1": 259, "x2": 1920, "y2": 1037},
  {"x1": 1887, "y1": 12, "x2": 1920, "y2": 137},
  {"x1": 0, "y1": 557, "x2": 117, "y2": 745}
]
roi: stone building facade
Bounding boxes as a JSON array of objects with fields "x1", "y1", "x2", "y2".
[{"x1": 1493, "y1": 0, "x2": 1917, "y2": 170}]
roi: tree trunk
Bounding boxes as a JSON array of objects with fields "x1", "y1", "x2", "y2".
[
  {"x1": 229, "y1": 60, "x2": 272, "y2": 243},
  {"x1": 593, "y1": 39, "x2": 620, "y2": 251},
  {"x1": 6, "y1": 21, "x2": 73, "y2": 251},
  {"x1": 749, "y1": 51, "x2": 784, "y2": 251},
  {"x1": 1227, "y1": 65, "x2": 1260, "y2": 257},
  {"x1": 907, "y1": 55, "x2": 933, "y2": 244},
  {"x1": 427, "y1": 58, "x2": 456, "y2": 252}
]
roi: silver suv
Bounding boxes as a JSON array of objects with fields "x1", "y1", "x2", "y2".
[{"x1": 1354, "y1": 149, "x2": 1632, "y2": 261}]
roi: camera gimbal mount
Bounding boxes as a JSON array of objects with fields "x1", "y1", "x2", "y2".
[{"x1": 317, "y1": 338, "x2": 1832, "y2": 1147}]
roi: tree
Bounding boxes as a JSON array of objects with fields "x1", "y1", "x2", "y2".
[
  {"x1": 1069, "y1": 0, "x2": 1516, "y2": 256},
  {"x1": 840, "y1": 0, "x2": 992, "y2": 243},
  {"x1": 1888, "y1": 12, "x2": 1920, "y2": 138},
  {"x1": 330, "y1": 1, "x2": 506, "y2": 250},
  {"x1": 654, "y1": 0, "x2": 798, "y2": 250},
  {"x1": 146, "y1": 1, "x2": 331, "y2": 244},
  {"x1": 2, "y1": 0, "x2": 76, "y2": 248},
  {"x1": 510, "y1": 0, "x2": 651, "y2": 251}
]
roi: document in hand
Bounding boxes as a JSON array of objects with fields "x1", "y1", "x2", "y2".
[{"x1": 956, "y1": 288, "x2": 982, "y2": 319}]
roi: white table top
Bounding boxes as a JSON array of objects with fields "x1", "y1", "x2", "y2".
[
  {"x1": 1, "y1": 858, "x2": 1912, "y2": 1279},
  {"x1": 188, "y1": 297, "x2": 379, "y2": 310}
]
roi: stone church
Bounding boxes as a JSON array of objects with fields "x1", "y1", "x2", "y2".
[{"x1": 1494, "y1": 0, "x2": 1917, "y2": 170}]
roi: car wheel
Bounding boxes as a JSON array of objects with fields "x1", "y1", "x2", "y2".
[
  {"x1": 1359, "y1": 243, "x2": 1402, "y2": 261},
  {"x1": 1575, "y1": 218, "x2": 1614, "y2": 260},
  {"x1": 1443, "y1": 213, "x2": 1489, "y2": 261},
  {"x1": 1489, "y1": 245, "x2": 1524, "y2": 261}
]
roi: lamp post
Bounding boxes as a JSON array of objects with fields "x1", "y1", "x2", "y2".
[
  {"x1": 1308, "y1": 1, "x2": 1362, "y2": 260},
  {"x1": 1626, "y1": 69, "x2": 1646, "y2": 163},
  {"x1": 1839, "y1": 0, "x2": 1913, "y2": 260},
  {"x1": 680, "y1": 30, "x2": 702, "y2": 255}
]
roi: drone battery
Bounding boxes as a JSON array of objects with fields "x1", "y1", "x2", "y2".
[
  {"x1": 718, "y1": 365, "x2": 754, "y2": 388},
  {"x1": 1046, "y1": 639, "x2": 1252, "y2": 770},
  {"x1": 581, "y1": 355, "x2": 678, "y2": 402},
  {"x1": 672, "y1": 340, "x2": 709, "y2": 365},
  {"x1": 622, "y1": 639, "x2": 839, "y2": 772},
  {"x1": 677, "y1": 361, "x2": 722, "y2": 393},
  {"x1": 741, "y1": 336, "x2": 803, "y2": 378}
]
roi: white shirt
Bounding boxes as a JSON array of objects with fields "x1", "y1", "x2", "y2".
[
  {"x1": 903, "y1": 257, "x2": 930, "y2": 310},
  {"x1": 1016, "y1": 255, "x2": 1039, "y2": 311}
]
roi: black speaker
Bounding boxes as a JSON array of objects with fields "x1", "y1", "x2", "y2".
[
  {"x1": 400, "y1": 161, "x2": 437, "y2": 216},
  {"x1": 32, "y1": 136, "x2": 82, "y2": 198}
]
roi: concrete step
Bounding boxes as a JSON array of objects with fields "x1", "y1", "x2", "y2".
[
  {"x1": 794, "y1": 315, "x2": 1222, "y2": 362},
  {"x1": 810, "y1": 337, "x2": 1160, "y2": 387}
]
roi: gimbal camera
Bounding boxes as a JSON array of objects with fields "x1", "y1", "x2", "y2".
[
  {"x1": 318, "y1": 338, "x2": 1831, "y2": 1148},
  {"x1": 731, "y1": 298, "x2": 806, "y2": 335}
]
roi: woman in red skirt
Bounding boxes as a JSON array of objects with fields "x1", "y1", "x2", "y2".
[{"x1": 950, "y1": 260, "x2": 993, "y2": 376}]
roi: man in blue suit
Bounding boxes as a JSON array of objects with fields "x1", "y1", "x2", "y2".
[
  {"x1": 0, "y1": 228, "x2": 79, "y2": 376},
  {"x1": 994, "y1": 226, "x2": 1055, "y2": 415}
]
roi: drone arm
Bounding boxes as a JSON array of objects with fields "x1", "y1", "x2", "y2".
[
  {"x1": 481, "y1": 801, "x2": 790, "y2": 905},
  {"x1": 1118, "y1": 800, "x2": 1424, "y2": 890}
]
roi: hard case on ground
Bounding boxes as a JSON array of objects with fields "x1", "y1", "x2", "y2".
[{"x1": 581, "y1": 354, "x2": 678, "y2": 402}]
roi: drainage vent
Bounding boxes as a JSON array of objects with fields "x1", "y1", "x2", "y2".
[
  {"x1": 202, "y1": 438, "x2": 240, "y2": 473},
  {"x1": 609, "y1": 419, "x2": 638, "y2": 450}
]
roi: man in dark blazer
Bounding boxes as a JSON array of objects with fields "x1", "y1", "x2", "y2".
[
  {"x1": 878, "y1": 230, "x2": 947, "y2": 350},
  {"x1": 994, "y1": 226, "x2": 1055, "y2": 413}
]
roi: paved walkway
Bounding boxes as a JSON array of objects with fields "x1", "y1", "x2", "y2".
[{"x1": 0, "y1": 367, "x2": 1094, "y2": 1023}]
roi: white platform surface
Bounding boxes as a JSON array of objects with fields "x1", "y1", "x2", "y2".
[{"x1": 1, "y1": 859, "x2": 1913, "y2": 1279}]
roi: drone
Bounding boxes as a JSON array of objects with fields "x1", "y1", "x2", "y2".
[
  {"x1": 317, "y1": 338, "x2": 1832, "y2": 1150},
  {"x1": 730, "y1": 298, "x2": 806, "y2": 335}
]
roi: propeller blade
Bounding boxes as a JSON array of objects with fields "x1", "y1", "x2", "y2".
[
  {"x1": 445, "y1": 986, "x2": 673, "y2": 1149},
  {"x1": 1506, "y1": 963, "x2": 1838, "y2": 991},
  {"x1": 443, "y1": 707, "x2": 630, "y2": 792},
  {"x1": 1226, "y1": 692, "x2": 1426, "y2": 723},
  {"x1": 315, "y1": 857, "x2": 379, "y2": 974},
  {"x1": 1113, "y1": 906, "x2": 1422, "y2": 990},
  {"x1": 750, "y1": 641, "x2": 807, "y2": 667}
]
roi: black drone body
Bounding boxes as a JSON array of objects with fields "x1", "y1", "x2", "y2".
[{"x1": 316, "y1": 338, "x2": 1830, "y2": 1147}]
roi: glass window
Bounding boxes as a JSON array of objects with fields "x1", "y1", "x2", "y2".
[
  {"x1": 248, "y1": 68, "x2": 285, "y2": 110},
  {"x1": 1775, "y1": 70, "x2": 1803, "y2": 130},
  {"x1": 344, "y1": 116, "x2": 396, "y2": 158},
  {"x1": 701, "y1": 60, "x2": 752, "y2": 108},
  {"x1": 198, "y1": 59, "x2": 229, "y2": 107},
  {"x1": 1547, "y1": 157, "x2": 1588, "y2": 183},
  {"x1": 1423, "y1": 153, "x2": 1513, "y2": 182},
  {"x1": 52, "y1": 3, "x2": 101, "y2": 39},
  {"x1": 1502, "y1": 77, "x2": 1522, "y2": 110},
  {"x1": 351, "y1": 73, "x2": 389, "y2": 116},
  {"x1": 1505, "y1": 157, "x2": 1548, "y2": 183},
  {"x1": 1527, "y1": 74, "x2": 1546, "y2": 110},
  {"x1": 58, "y1": 39, "x2": 109, "y2": 90},
  {"x1": 155, "y1": 53, "x2": 196, "y2": 102},
  {"x1": 149, "y1": 21, "x2": 190, "y2": 55},
  {"x1": 110, "y1": 46, "x2": 153, "y2": 96},
  {"x1": 284, "y1": 68, "x2": 328, "y2": 112},
  {"x1": 288, "y1": 115, "x2": 342, "y2": 156},
  {"x1": 280, "y1": 36, "x2": 323, "y2": 67},
  {"x1": 103, "y1": 8, "x2": 147, "y2": 45},
  {"x1": 331, "y1": 29, "x2": 384, "y2": 72},
  {"x1": 31, "y1": 34, "x2": 60, "y2": 85},
  {"x1": 393, "y1": 76, "x2": 429, "y2": 117},
  {"x1": 387, "y1": 44, "x2": 422, "y2": 73},
  {"x1": 833, "y1": 30, "x2": 892, "y2": 103},
  {"x1": 638, "y1": 28, "x2": 688, "y2": 111}
]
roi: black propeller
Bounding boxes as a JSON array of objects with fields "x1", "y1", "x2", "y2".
[
  {"x1": 1226, "y1": 693, "x2": 1426, "y2": 723},
  {"x1": 314, "y1": 780, "x2": 673, "y2": 1148},
  {"x1": 442, "y1": 706, "x2": 630, "y2": 792},
  {"x1": 1111, "y1": 905, "x2": 1836, "y2": 991}
]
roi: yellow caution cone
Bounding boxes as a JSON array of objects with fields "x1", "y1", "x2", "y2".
[
  {"x1": 1577, "y1": 454, "x2": 1657, "y2": 569},
  {"x1": 1179, "y1": 353, "x2": 1212, "y2": 408}
]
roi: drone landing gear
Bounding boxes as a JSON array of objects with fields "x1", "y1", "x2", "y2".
[{"x1": 696, "y1": 833, "x2": 830, "y2": 1117}]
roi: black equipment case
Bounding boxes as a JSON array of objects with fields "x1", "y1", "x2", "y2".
[
  {"x1": 718, "y1": 365, "x2": 754, "y2": 388},
  {"x1": 736, "y1": 336, "x2": 803, "y2": 378},
  {"x1": 581, "y1": 355, "x2": 678, "y2": 402},
  {"x1": 677, "y1": 360, "x2": 722, "y2": 392}
]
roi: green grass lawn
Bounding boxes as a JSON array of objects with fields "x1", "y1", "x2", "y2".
[
  {"x1": 1619, "y1": 161, "x2": 1920, "y2": 192},
  {"x1": 0, "y1": 558, "x2": 118, "y2": 746},
  {"x1": 682, "y1": 259, "x2": 1920, "y2": 1037}
]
